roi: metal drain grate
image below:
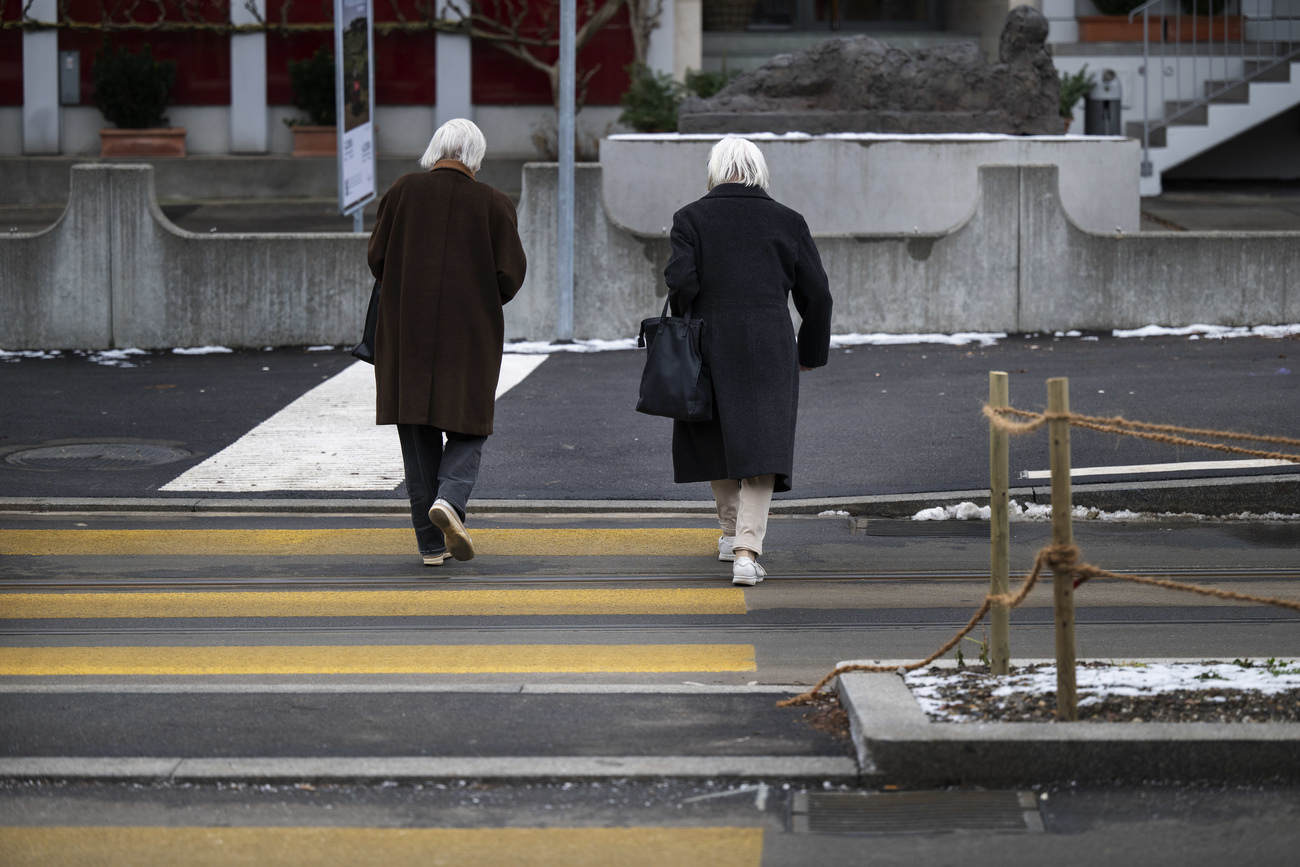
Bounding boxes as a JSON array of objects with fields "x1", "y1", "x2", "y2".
[
  {"x1": 856, "y1": 519, "x2": 990, "y2": 538},
  {"x1": 4, "y1": 443, "x2": 192, "y2": 470},
  {"x1": 791, "y1": 790, "x2": 1043, "y2": 835}
]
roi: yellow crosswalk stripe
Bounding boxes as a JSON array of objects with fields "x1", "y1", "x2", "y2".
[
  {"x1": 0, "y1": 644, "x2": 757, "y2": 676},
  {"x1": 0, "y1": 528, "x2": 718, "y2": 557},
  {"x1": 0, "y1": 826, "x2": 765, "y2": 867},
  {"x1": 0, "y1": 588, "x2": 747, "y2": 619}
]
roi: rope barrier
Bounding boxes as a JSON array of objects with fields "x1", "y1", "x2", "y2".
[
  {"x1": 778, "y1": 543, "x2": 1300, "y2": 708},
  {"x1": 982, "y1": 405, "x2": 1300, "y2": 464}
]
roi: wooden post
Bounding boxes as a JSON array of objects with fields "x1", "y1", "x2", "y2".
[
  {"x1": 1047, "y1": 377, "x2": 1078, "y2": 721},
  {"x1": 989, "y1": 371, "x2": 1011, "y2": 675}
]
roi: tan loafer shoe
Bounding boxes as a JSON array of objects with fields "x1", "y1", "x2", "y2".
[{"x1": 429, "y1": 499, "x2": 475, "y2": 561}]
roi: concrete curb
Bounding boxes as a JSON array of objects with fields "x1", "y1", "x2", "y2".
[
  {"x1": 0, "y1": 756, "x2": 859, "y2": 784},
  {"x1": 835, "y1": 667, "x2": 1300, "y2": 786},
  {"x1": 0, "y1": 473, "x2": 1295, "y2": 516}
]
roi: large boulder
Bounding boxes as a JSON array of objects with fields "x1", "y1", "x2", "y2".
[{"x1": 678, "y1": 5, "x2": 1062, "y2": 135}]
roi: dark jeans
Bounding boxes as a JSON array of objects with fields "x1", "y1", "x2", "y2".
[{"x1": 396, "y1": 424, "x2": 487, "y2": 555}]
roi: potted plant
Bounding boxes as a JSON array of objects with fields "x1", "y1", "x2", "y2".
[
  {"x1": 93, "y1": 43, "x2": 186, "y2": 157},
  {"x1": 1059, "y1": 65, "x2": 1095, "y2": 134},
  {"x1": 1078, "y1": 0, "x2": 1155, "y2": 43},
  {"x1": 285, "y1": 47, "x2": 337, "y2": 156}
]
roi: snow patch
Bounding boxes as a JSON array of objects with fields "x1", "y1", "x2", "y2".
[
  {"x1": 831, "y1": 332, "x2": 1005, "y2": 348},
  {"x1": 912, "y1": 500, "x2": 1300, "y2": 523},
  {"x1": 305, "y1": 345, "x2": 335, "y2": 352},
  {"x1": 505, "y1": 338, "x2": 639, "y2": 354},
  {"x1": 87, "y1": 348, "x2": 147, "y2": 368},
  {"x1": 1114, "y1": 324, "x2": 1300, "y2": 340},
  {"x1": 817, "y1": 510, "x2": 850, "y2": 517},
  {"x1": 173, "y1": 346, "x2": 234, "y2": 355},
  {"x1": 0, "y1": 349, "x2": 62, "y2": 362},
  {"x1": 907, "y1": 662, "x2": 1300, "y2": 721}
]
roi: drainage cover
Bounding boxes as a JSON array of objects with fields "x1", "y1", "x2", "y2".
[
  {"x1": 857, "y1": 520, "x2": 990, "y2": 538},
  {"x1": 4, "y1": 444, "x2": 192, "y2": 470},
  {"x1": 791, "y1": 790, "x2": 1042, "y2": 835}
]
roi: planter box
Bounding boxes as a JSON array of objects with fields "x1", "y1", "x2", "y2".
[
  {"x1": 1175, "y1": 15, "x2": 1243, "y2": 40},
  {"x1": 1078, "y1": 15, "x2": 1162, "y2": 42},
  {"x1": 292, "y1": 126, "x2": 338, "y2": 157},
  {"x1": 99, "y1": 128, "x2": 187, "y2": 158}
]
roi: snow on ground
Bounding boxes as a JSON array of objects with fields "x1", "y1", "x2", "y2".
[
  {"x1": 505, "y1": 338, "x2": 639, "y2": 354},
  {"x1": 172, "y1": 346, "x2": 234, "y2": 355},
  {"x1": 911, "y1": 501, "x2": 1300, "y2": 522},
  {"x1": 0, "y1": 350, "x2": 62, "y2": 362},
  {"x1": 907, "y1": 662, "x2": 1300, "y2": 721},
  {"x1": 1114, "y1": 324, "x2": 1300, "y2": 340},
  {"x1": 831, "y1": 332, "x2": 1006, "y2": 347},
  {"x1": 87, "y1": 348, "x2": 148, "y2": 368}
]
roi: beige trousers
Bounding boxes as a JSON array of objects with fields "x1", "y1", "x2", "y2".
[{"x1": 710, "y1": 474, "x2": 776, "y2": 557}]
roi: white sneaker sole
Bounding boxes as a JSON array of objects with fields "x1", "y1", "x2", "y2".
[
  {"x1": 732, "y1": 574, "x2": 761, "y2": 586},
  {"x1": 422, "y1": 552, "x2": 449, "y2": 567},
  {"x1": 429, "y1": 503, "x2": 475, "y2": 561}
]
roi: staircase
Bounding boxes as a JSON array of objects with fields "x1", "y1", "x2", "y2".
[{"x1": 1127, "y1": 1, "x2": 1300, "y2": 196}]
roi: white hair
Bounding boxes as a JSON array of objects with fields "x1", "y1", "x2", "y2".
[
  {"x1": 420, "y1": 118, "x2": 487, "y2": 173},
  {"x1": 706, "y1": 136, "x2": 770, "y2": 191}
]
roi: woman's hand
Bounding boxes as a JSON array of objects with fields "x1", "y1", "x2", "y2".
[{"x1": 799, "y1": 365, "x2": 814, "y2": 372}]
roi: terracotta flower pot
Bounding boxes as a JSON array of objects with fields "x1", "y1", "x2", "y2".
[
  {"x1": 292, "y1": 125, "x2": 338, "y2": 157},
  {"x1": 1078, "y1": 15, "x2": 1162, "y2": 42},
  {"x1": 99, "y1": 128, "x2": 187, "y2": 158}
]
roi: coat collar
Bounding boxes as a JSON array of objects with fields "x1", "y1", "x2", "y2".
[
  {"x1": 704, "y1": 183, "x2": 771, "y2": 200},
  {"x1": 431, "y1": 159, "x2": 475, "y2": 180}
]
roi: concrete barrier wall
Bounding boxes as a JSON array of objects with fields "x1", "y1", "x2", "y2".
[
  {"x1": 1, "y1": 162, "x2": 1296, "y2": 350},
  {"x1": 0, "y1": 165, "x2": 371, "y2": 350},
  {"x1": 600, "y1": 133, "x2": 1142, "y2": 235}
]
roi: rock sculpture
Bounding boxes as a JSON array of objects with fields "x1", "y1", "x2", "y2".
[{"x1": 678, "y1": 6, "x2": 1063, "y2": 136}]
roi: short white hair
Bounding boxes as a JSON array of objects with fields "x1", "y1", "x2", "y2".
[
  {"x1": 420, "y1": 118, "x2": 487, "y2": 173},
  {"x1": 706, "y1": 136, "x2": 770, "y2": 191}
]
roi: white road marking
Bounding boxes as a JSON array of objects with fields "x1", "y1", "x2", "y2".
[
  {"x1": 1019, "y1": 459, "x2": 1296, "y2": 480},
  {"x1": 161, "y1": 354, "x2": 548, "y2": 492}
]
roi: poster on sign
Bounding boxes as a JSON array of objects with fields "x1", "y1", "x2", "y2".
[{"x1": 335, "y1": 0, "x2": 375, "y2": 216}]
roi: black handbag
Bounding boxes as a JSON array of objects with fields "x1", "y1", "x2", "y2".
[
  {"x1": 636, "y1": 298, "x2": 713, "y2": 422},
  {"x1": 351, "y1": 279, "x2": 382, "y2": 364}
]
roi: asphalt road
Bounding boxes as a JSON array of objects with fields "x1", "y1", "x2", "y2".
[{"x1": 2, "y1": 334, "x2": 1297, "y2": 504}]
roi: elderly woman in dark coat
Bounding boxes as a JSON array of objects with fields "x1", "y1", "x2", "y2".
[
  {"x1": 664, "y1": 136, "x2": 832, "y2": 586},
  {"x1": 368, "y1": 119, "x2": 526, "y2": 567}
]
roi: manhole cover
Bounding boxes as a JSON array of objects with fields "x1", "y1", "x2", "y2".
[
  {"x1": 791, "y1": 790, "x2": 1042, "y2": 835},
  {"x1": 4, "y1": 444, "x2": 192, "y2": 470}
]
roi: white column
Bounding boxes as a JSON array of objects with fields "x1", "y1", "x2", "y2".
[
  {"x1": 673, "y1": 0, "x2": 702, "y2": 83},
  {"x1": 1042, "y1": 0, "x2": 1080, "y2": 45},
  {"x1": 436, "y1": 2, "x2": 474, "y2": 127},
  {"x1": 230, "y1": 0, "x2": 269, "y2": 152},
  {"x1": 22, "y1": 0, "x2": 59, "y2": 154},
  {"x1": 646, "y1": 0, "x2": 676, "y2": 79}
]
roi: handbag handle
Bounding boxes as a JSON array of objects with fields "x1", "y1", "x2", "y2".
[{"x1": 639, "y1": 296, "x2": 694, "y2": 348}]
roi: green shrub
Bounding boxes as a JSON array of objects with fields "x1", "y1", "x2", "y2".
[
  {"x1": 92, "y1": 42, "x2": 176, "y2": 130},
  {"x1": 1092, "y1": 0, "x2": 1144, "y2": 15},
  {"x1": 684, "y1": 64, "x2": 740, "y2": 99},
  {"x1": 287, "y1": 47, "x2": 336, "y2": 127},
  {"x1": 1059, "y1": 65, "x2": 1096, "y2": 119},
  {"x1": 618, "y1": 64, "x2": 682, "y2": 133}
]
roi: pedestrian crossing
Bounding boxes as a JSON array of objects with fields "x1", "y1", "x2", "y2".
[
  {"x1": 0, "y1": 826, "x2": 764, "y2": 866},
  {"x1": 0, "y1": 523, "x2": 755, "y2": 679},
  {"x1": 0, "y1": 528, "x2": 719, "y2": 557}
]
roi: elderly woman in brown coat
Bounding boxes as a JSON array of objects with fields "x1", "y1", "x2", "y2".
[{"x1": 368, "y1": 119, "x2": 527, "y2": 567}]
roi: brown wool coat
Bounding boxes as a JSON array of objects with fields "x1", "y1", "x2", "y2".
[{"x1": 367, "y1": 162, "x2": 527, "y2": 435}]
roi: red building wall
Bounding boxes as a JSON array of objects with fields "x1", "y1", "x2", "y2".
[{"x1": 1, "y1": 1, "x2": 633, "y2": 109}]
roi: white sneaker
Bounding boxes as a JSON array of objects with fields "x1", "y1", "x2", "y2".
[
  {"x1": 429, "y1": 499, "x2": 475, "y2": 561},
  {"x1": 732, "y1": 556, "x2": 766, "y2": 586},
  {"x1": 421, "y1": 551, "x2": 449, "y2": 567},
  {"x1": 718, "y1": 535, "x2": 736, "y2": 561}
]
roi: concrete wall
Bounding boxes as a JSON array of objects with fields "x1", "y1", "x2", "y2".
[
  {"x1": 521, "y1": 161, "x2": 1298, "y2": 338},
  {"x1": 600, "y1": 133, "x2": 1142, "y2": 235},
  {"x1": 0, "y1": 165, "x2": 371, "y2": 350},
  {"x1": 3, "y1": 162, "x2": 1295, "y2": 351}
]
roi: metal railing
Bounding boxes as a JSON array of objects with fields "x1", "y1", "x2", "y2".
[{"x1": 1129, "y1": 0, "x2": 1299, "y2": 177}]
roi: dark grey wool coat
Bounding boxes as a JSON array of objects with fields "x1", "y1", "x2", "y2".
[{"x1": 664, "y1": 183, "x2": 832, "y2": 493}]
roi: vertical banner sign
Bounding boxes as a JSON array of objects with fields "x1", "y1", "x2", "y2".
[{"x1": 335, "y1": 0, "x2": 376, "y2": 217}]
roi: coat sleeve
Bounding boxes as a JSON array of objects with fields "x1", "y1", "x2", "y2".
[
  {"x1": 664, "y1": 211, "x2": 701, "y2": 316},
  {"x1": 490, "y1": 192, "x2": 528, "y2": 305},
  {"x1": 367, "y1": 182, "x2": 398, "y2": 281},
  {"x1": 792, "y1": 215, "x2": 833, "y2": 369}
]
